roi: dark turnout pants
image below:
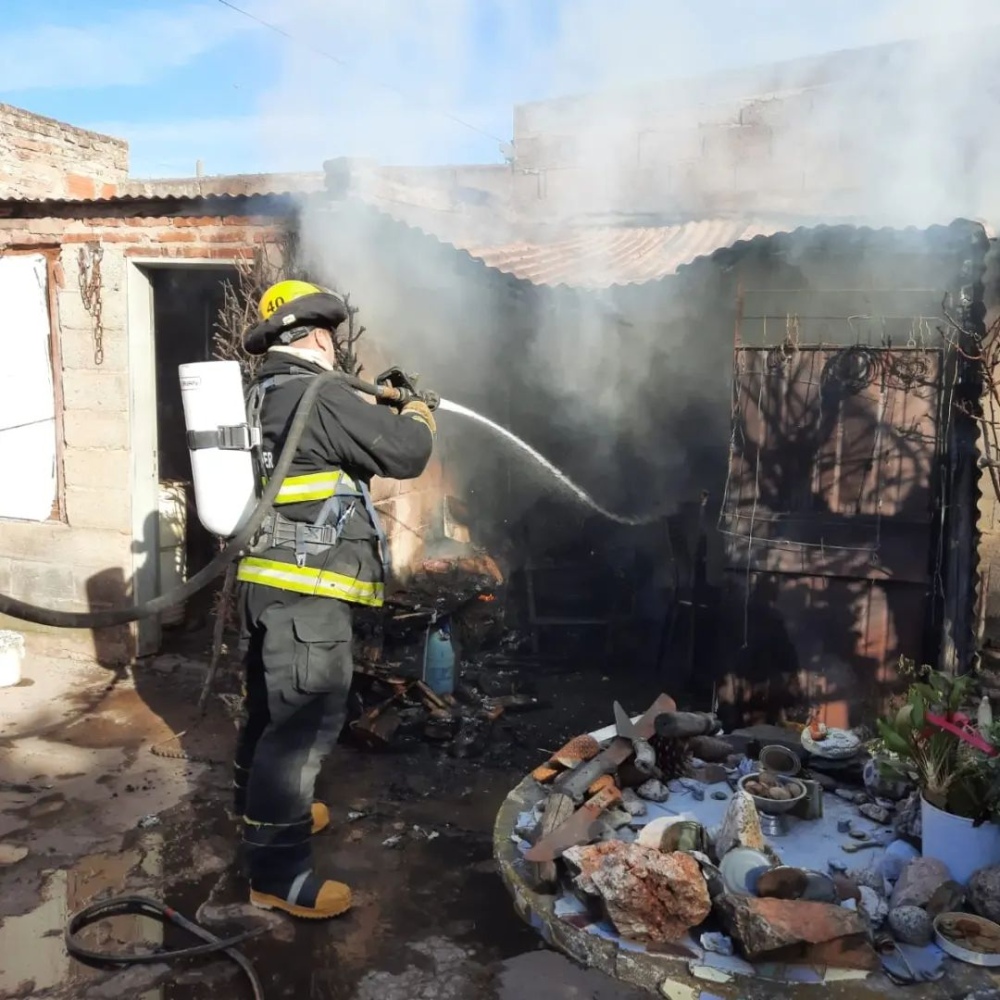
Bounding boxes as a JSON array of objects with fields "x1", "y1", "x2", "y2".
[{"x1": 234, "y1": 585, "x2": 354, "y2": 886}]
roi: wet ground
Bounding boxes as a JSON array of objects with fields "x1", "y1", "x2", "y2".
[{"x1": 0, "y1": 644, "x2": 661, "y2": 1000}]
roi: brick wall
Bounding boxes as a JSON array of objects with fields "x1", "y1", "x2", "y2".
[
  {"x1": 0, "y1": 214, "x2": 286, "y2": 661},
  {"x1": 0, "y1": 104, "x2": 128, "y2": 201},
  {"x1": 509, "y1": 41, "x2": 993, "y2": 228},
  {"x1": 511, "y1": 81, "x2": 866, "y2": 224}
]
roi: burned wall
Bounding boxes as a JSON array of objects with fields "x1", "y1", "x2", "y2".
[
  {"x1": 708, "y1": 221, "x2": 988, "y2": 729},
  {"x1": 298, "y1": 203, "x2": 990, "y2": 715}
]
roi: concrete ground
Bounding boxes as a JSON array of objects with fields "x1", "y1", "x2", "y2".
[{"x1": 0, "y1": 648, "x2": 658, "y2": 1000}]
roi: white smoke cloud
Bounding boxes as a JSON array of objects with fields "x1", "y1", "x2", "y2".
[{"x1": 259, "y1": 0, "x2": 1000, "y2": 513}]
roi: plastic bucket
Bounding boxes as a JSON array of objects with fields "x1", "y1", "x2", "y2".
[
  {"x1": 921, "y1": 796, "x2": 1000, "y2": 885},
  {"x1": 0, "y1": 630, "x2": 25, "y2": 688}
]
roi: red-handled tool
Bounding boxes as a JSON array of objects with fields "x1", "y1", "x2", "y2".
[{"x1": 925, "y1": 712, "x2": 998, "y2": 757}]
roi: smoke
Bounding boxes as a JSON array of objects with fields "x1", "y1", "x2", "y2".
[{"x1": 256, "y1": 0, "x2": 1000, "y2": 522}]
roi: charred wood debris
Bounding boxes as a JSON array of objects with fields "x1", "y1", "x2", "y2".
[{"x1": 346, "y1": 555, "x2": 549, "y2": 760}]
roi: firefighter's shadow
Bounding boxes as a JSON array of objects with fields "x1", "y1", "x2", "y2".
[{"x1": 84, "y1": 511, "x2": 236, "y2": 827}]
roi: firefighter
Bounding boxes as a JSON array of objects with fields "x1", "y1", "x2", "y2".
[{"x1": 233, "y1": 280, "x2": 435, "y2": 919}]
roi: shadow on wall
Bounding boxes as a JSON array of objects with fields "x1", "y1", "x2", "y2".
[{"x1": 713, "y1": 344, "x2": 944, "y2": 729}]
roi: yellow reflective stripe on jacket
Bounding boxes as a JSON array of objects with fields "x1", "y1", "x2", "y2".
[
  {"x1": 267, "y1": 470, "x2": 359, "y2": 504},
  {"x1": 237, "y1": 556, "x2": 384, "y2": 607}
]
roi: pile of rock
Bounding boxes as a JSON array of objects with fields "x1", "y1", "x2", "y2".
[
  {"x1": 516, "y1": 696, "x2": 1000, "y2": 972},
  {"x1": 555, "y1": 789, "x2": 878, "y2": 969}
]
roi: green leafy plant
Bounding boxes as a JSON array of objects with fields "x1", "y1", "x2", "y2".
[{"x1": 876, "y1": 659, "x2": 991, "y2": 818}]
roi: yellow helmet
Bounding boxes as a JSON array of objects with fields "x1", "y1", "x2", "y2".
[{"x1": 258, "y1": 280, "x2": 330, "y2": 321}]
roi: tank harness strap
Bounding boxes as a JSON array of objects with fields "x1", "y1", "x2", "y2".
[
  {"x1": 359, "y1": 480, "x2": 392, "y2": 576},
  {"x1": 249, "y1": 369, "x2": 391, "y2": 574},
  {"x1": 187, "y1": 372, "x2": 309, "y2": 453}
]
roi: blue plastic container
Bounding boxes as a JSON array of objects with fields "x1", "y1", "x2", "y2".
[{"x1": 422, "y1": 616, "x2": 455, "y2": 696}]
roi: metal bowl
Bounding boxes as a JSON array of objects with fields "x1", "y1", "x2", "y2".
[
  {"x1": 738, "y1": 773, "x2": 807, "y2": 815},
  {"x1": 934, "y1": 912, "x2": 1000, "y2": 967},
  {"x1": 759, "y1": 744, "x2": 802, "y2": 777}
]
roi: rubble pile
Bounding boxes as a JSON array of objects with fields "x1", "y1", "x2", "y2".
[
  {"x1": 347, "y1": 615, "x2": 551, "y2": 760},
  {"x1": 511, "y1": 692, "x2": 1000, "y2": 983},
  {"x1": 348, "y1": 660, "x2": 513, "y2": 758}
]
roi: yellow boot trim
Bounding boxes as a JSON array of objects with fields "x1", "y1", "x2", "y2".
[
  {"x1": 250, "y1": 879, "x2": 352, "y2": 920},
  {"x1": 311, "y1": 802, "x2": 331, "y2": 835}
]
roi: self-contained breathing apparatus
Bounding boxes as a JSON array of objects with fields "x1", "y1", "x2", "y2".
[{"x1": 179, "y1": 284, "x2": 438, "y2": 587}]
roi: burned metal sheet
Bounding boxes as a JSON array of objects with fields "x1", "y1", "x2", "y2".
[{"x1": 717, "y1": 345, "x2": 943, "y2": 726}]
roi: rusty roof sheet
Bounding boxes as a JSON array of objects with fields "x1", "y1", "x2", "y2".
[
  {"x1": 0, "y1": 172, "x2": 326, "y2": 207},
  {"x1": 460, "y1": 219, "x2": 805, "y2": 288},
  {"x1": 116, "y1": 172, "x2": 326, "y2": 199}
]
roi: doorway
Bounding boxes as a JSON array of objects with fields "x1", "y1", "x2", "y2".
[{"x1": 128, "y1": 261, "x2": 239, "y2": 658}]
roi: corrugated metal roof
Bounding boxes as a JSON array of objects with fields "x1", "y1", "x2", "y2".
[
  {"x1": 116, "y1": 172, "x2": 326, "y2": 200},
  {"x1": 460, "y1": 217, "x2": 991, "y2": 289},
  {"x1": 0, "y1": 174, "x2": 986, "y2": 294},
  {"x1": 0, "y1": 172, "x2": 325, "y2": 208},
  {"x1": 461, "y1": 219, "x2": 798, "y2": 288}
]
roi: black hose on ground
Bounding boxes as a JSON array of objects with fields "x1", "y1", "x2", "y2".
[
  {"x1": 65, "y1": 895, "x2": 267, "y2": 1000},
  {"x1": 0, "y1": 370, "x2": 385, "y2": 630}
]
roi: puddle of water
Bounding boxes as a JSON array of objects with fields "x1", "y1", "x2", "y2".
[{"x1": 0, "y1": 842, "x2": 165, "y2": 999}]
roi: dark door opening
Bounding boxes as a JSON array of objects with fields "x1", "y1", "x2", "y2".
[{"x1": 151, "y1": 265, "x2": 238, "y2": 656}]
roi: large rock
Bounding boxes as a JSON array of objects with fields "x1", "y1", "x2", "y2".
[
  {"x1": 564, "y1": 842, "x2": 711, "y2": 943},
  {"x1": 894, "y1": 791, "x2": 922, "y2": 841},
  {"x1": 718, "y1": 895, "x2": 873, "y2": 967},
  {"x1": 889, "y1": 858, "x2": 950, "y2": 910},
  {"x1": 888, "y1": 906, "x2": 934, "y2": 946},
  {"x1": 969, "y1": 866, "x2": 1000, "y2": 924},
  {"x1": 714, "y1": 790, "x2": 773, "y2": 860},
  {"x1": 857, "y1": 886, "x2": 888, "y2": 928},
  {"x1": 564, "y1": 841, "x2": 619, "y2": 896}
]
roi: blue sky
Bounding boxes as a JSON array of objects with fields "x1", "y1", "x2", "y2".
[{"x1": 0, "y1": 0, "x2": 986, "y2": 178}]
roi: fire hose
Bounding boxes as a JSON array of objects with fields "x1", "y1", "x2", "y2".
[
  {"x1": 65, "y1": 896, "x2": 267, "y2": 1000},
  {"x1": 0, "y1": 369, "x2": 420, "y2": 629}
]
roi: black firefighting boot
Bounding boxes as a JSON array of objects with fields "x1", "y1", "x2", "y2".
[
  {"x1": 243, "y1": 815, "x2": 351, "y2": 920},
  {"x1": 249, "y1": 869, "x2": 353, "y2": 920}
]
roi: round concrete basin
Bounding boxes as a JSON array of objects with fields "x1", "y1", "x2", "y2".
[{"x1": 493, "y1": 772, "x2": 1000, "y2": 999}]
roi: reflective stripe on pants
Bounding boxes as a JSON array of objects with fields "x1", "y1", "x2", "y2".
[{"x1": 237, "y1": 556, "x2": 384, "y2": 608}]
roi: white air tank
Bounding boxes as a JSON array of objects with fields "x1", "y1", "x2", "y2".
[{"x1": 179, "y1": 361, "x2": 257, "y2": 537}]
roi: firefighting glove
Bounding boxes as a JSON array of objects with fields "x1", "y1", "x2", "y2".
[
  {"x1": 376, "y1": 366, "x2": 440, "y2": 412},
  {"x1": 401, "y1": 400, "x2": 437, "y2": 436},
  {"x1": 376, "y1": 366, "x2": 420, "y2": 405}
]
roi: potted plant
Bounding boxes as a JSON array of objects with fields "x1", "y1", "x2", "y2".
[{"x1": 876, "y1": 660, "x2": 1000, "y2": 885}]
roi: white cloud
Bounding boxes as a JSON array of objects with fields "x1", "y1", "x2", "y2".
[{"x1": 0, "y1": 3, "x2": 264, "y2": 91}]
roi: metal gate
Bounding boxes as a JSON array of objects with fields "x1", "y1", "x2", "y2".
[{"x1": 717, "y1": 345, "x2": 944, "y2": 728}]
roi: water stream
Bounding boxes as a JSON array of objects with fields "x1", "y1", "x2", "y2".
[{"x1": 437, "y1": 398, "x2": 667, "y2": 526}]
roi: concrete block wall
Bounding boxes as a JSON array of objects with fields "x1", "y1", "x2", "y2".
[
  {"x1": 0, "y1": 213, "x2": 287, "y2": 662},
  {"x1": 511, "y1": 77, "x2": 878, "y2": 224},
  {"x1": 0, "y1": 104, "x2": 128, "y2": 200}
]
